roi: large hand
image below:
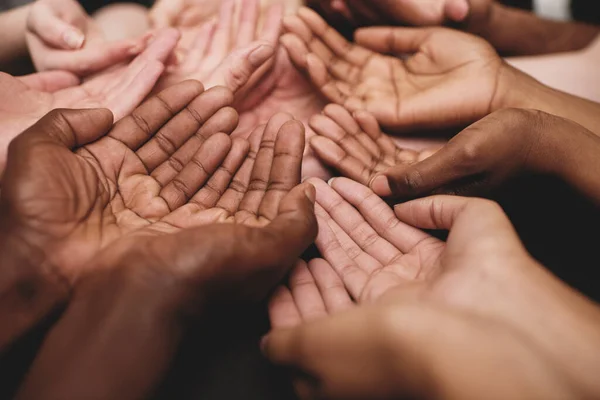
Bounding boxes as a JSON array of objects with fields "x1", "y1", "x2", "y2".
[
  {"x1": 282, "y1": 8, "x2": 504, "y2": 132},
  {"x1": 16, "y1": 181, "x2": 318, "y2": 400},
  {"x1": 155, "y1": 0, "x2": 282, "y2": 95},
  {"x1": 0, "y1": 29, "x2": 180, "y2": 174},
  {"x1": 25, "y1": 0, "x2": 148, "y2": 76},
  {"x1": 309, "y1": 103, "x2": 442, "y2": 186},
  {"x1": 266, "y1": 192, "x2": 600, "y2": 400},
  {"x1": 1, "y1": 81, "x2": 242, "y2": 283}
]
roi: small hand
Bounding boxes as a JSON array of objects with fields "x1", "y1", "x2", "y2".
[
  {"x1": 282, "y1": 7, "x2": 504, "y2": 132},
  {"x1": 309, "y1": 103, "x2": 441, "y2": 186},
  {"x1": 25, "y1": 0, "x2": 148, "y2": 76},
  {"x1": 155, "y1": 0, "x2": 282, "y2": 95},
  {"x1": 0, "y1": 29, "x2": 180, "y2": 174}
]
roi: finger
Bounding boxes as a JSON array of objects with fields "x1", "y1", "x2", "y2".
[
  {"x1": 17, "y1": 71, "x2": 79, "y2": 92},
  {"x1": 149, "y1": 0, "x2": 184, "y2": 28},
  {"x1": 257, "y1": 120, "x2": 305, "y2": 221},
  {"x1": 183, "y1": 21, "x2": 218, "y2": 70},
  {"x1": 353, "y1": 110, "x2": 406, "y2": 162},
  {"x1": 111, "y1": 80, "x2": 205, "y2": 151},
  {"x1": 354, "y1": 27, "x2": 431, "y2": 54},
  {"x1": 207, "y1": 0, "x2": 236, "y2": 58},
  {"x1": 308, "y1": 258, "x2": 354, "y2": 314},
  {"x1": 27, "y1": 4, "x2": 85, "y2": 50},
  {"x1": 31, "y1": 36, "x2": 146, "y2": 76},
  {"x1": 189, "y1": 137, "x2": 249, "y2": 210},
  {"x1": 312, "y1": 178, "x2": 395, "y2": 270},
  {"x1": 372, "y1": 141, "x2": 474, "y2": 198},
  {"x1": 393, "y1": 195, "x2": 508, "y2": 232},
  {"x1": 306, "y1": 54, "x2": 354, "y2": 106},
  {"x1": 11, "y1": 108, "x2": 113, "y2": 151},
  {"x1": 445, "y1": 0, "x2": 470, "y2": 22},
  {"x1": 159, "y1": 132, "x2": 232, "y2": 211},
  {"x1": 203, "y1": 41, "x2": 275, "y2": 94},
  {"x1": 268, "y1": 285, "x2": 302, "y2": 329},
  {"x1": 215, "y1": 125, "x2": 264, "y2": 214},
  {"x1": 289, "y1": 260, "x2": 328, "y2": 322},
  {"x1": 236, "y1": 0, "x2": 260, "y2": 46},
  {"x1": 330, "y1": 177, "x2": 436, "y2": 255},
  {"x1": 149, "y1": 87, "x2": 235, "y2": 185},
  {"x1": 237, "y1": 113, "x2": 295, "y2": 221},
  {"x1": 311, "y1": 107, "x2": 376, "y2": 166},
  {"x1": 259, "y1": 3, "x2": 284, "y2": 44},
  {"x1": 310, "y1": 135, "x2": 372, "y2": 184}
]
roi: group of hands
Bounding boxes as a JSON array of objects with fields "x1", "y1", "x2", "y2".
[{"x1": 2, "y1": 0, "x2": 600, "y2": 399}]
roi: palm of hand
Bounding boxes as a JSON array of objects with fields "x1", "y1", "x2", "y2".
[
  {"x1": 235, "y1": 48, "x2": 332, "y2": 179},
  {"x1": 2, "y1": 83, "x2": 242, "y2": 280},
  {"x1": 307, "y1": 178, "x2": 445, "y2": 303},
  {"x1": 282, "y1": 8, "x2": 502, "y2": 132}
]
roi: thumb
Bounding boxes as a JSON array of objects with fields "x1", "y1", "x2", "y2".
[
  {"x1": 149, "y1": 0, "x2": 184, "y2": 28},
  {"x1": 27, "y1": 3, "x2": 86, "y2": 50},
  {"x1": 205, "y1": 41, "x2": 275, "y2": 94},
  {"x1": 12, "y1": 108, "x2": 114, "y2": 151}
]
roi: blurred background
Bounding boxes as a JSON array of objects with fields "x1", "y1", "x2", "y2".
[{"x1": 0, "y1": 0, "x2": 599, "y2": 24}]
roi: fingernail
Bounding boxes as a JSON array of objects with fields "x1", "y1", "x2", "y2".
[
  {"x1": 370, "y1": 175, "x2": 392, "y2": 196},
  {"x1": 249, "y1": 44, "x2": 275, "y2": 66},
  {"x1": 63, "y1": 29, "x2": 85, "y2": 49},
  {"x1": 327, "y1": 177, "x2": 335, "y2": 186},
  {"x1": 260, "y1": 335, "x2": 269, "y2": 353},
  {"x1": 304, "y1": 184, "x2": 316, "y2": 203},
  {"x1": 128, "y1": 43, "x2": 145, "y2": 56}
]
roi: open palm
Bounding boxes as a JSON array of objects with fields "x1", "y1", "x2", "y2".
[
  {"x1": 2, "y1": 82, "x2": 241, "y2": 281},
  {"x1": 282, "y1": 7, "x2": 503, "y2": 132}
]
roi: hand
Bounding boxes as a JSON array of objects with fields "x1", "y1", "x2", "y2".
[
  {"x1": 309, "y1": 103, "x2": 441, "y2": 186},
  {"x1": 0, "y1": 29, "x2": 180, "y2": 174},
  {"x1": 25, "y1": 0, "x2": 148, "y2": 76},
  {"x1": 1, "y1": 81, "x2": 242, "y2": 284},
  {"x1": 155, "y1": 0, "x2": 282, "y2": 95},
  {"x1": 282, "y1": 8, "x2": 504, "y2": 132},
  {"x1": 266, "y1": 191, "x2": 600, "y2": 399},
  {"x1": 16, "y1": 181, "x2": 318, "y2": 400},
  {"x1": 149, "y1": 0, "x2": 217, "y2": 28},
  {"x1": 234, "y1": 45, "x2": 332, "y2": 180}
]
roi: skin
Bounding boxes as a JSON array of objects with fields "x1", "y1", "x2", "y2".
[
  {"x1": 0, "y1": 28, "x2": 180, "y2": 176},
  {"x1": 13, "y1": 184, "x2": 317, "y2": 400},
  {"x1": 154, "y1": 0, "x2": 282, "y2": 96},
  {"x1": 309, "y1": 103, "x2": 442, "y2": 186},
  {"x1": 311, "y1": 0, "x2": 599, "y2": 56},
  {"x1": 282, "y1": 9, "x2": 600, "y2": 136},
  {"x1": 0, "y1": 86, "x2": 310, "y2": 353},
  {"x1": 369, "y1": 109, "x2": 600, "y2": 205},
  {"x1": 266, "y1": 186, "x2": 600, "y2": 399},
  {"x1": 25, "y1": 0, "x2": 149, "y2": 76},
  {"x1": 0, "y1": 5, "x2": 31, "y2": 69}
]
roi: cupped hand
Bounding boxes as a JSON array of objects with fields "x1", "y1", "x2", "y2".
[
  {"x1": 0, "y1": 29, "x2": 180, "y2": 174},
  {"x1": 1, "y1": 81, "x2": 242, "y2": 283},
  {"x1": 266, "y1": 189, "x2": 600, "y2": 400},
  {"x1": 282, "y1": 7, "x2": 504, "y2": 132},
  {"x1": 155, "y1": 0, "x2": 282, "y2": 95},
  {"x1": 309, "y1": 103, "x2": 442, "y2": 186},
  {"x1": 16, "y1": 180, "x2": 318, "y2": 400},
  {"x1": 370, "y1": 108, "x2": 554, "y2": 198},
  {"x1": 26, "y1": 0, "x2": 149, "y2": 76}
]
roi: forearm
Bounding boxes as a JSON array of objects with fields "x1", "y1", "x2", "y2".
[
  {"x1": 0, "y1": 5, "x2": 31, "y2": 68},
  {"x1": 471, "y1": 3, "x2": 599, "y2": 56},
  {"x1": 495, "y1": 64, "x2": 600, "y2": 136},
  {"x1": 16, "y1": 270, "x2": 184, "y2": 400},
  {"x1": 0, "y1": 229, "x2": 70, "y2": 353},
  {"x1": 537, "y1": 118, "x2": 600, "y2": 206},
  {"x1": 506, "y1": 36, "x2": 600, "y2": 102}
]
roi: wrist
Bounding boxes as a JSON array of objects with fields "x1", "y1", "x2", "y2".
[{"x1": 0, "y1": 225, "x2": 70, "y2": 351}]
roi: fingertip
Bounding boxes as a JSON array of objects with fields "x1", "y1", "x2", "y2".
[
  {"x1": 370, "y1": 175, "x2": 392, "y2": 197},
  {"x1": 446, "y1": 0, "x2": 470, "y2": 22},
  {"x1": 63, "y1": 28, "x2": 85, "y2": 50},
  {"x1": 248, "y1": 43, "x2": 275, "y2": 67},
  {"x1": 304, "y1": 182, "x2": 316, "y2": 204}
]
